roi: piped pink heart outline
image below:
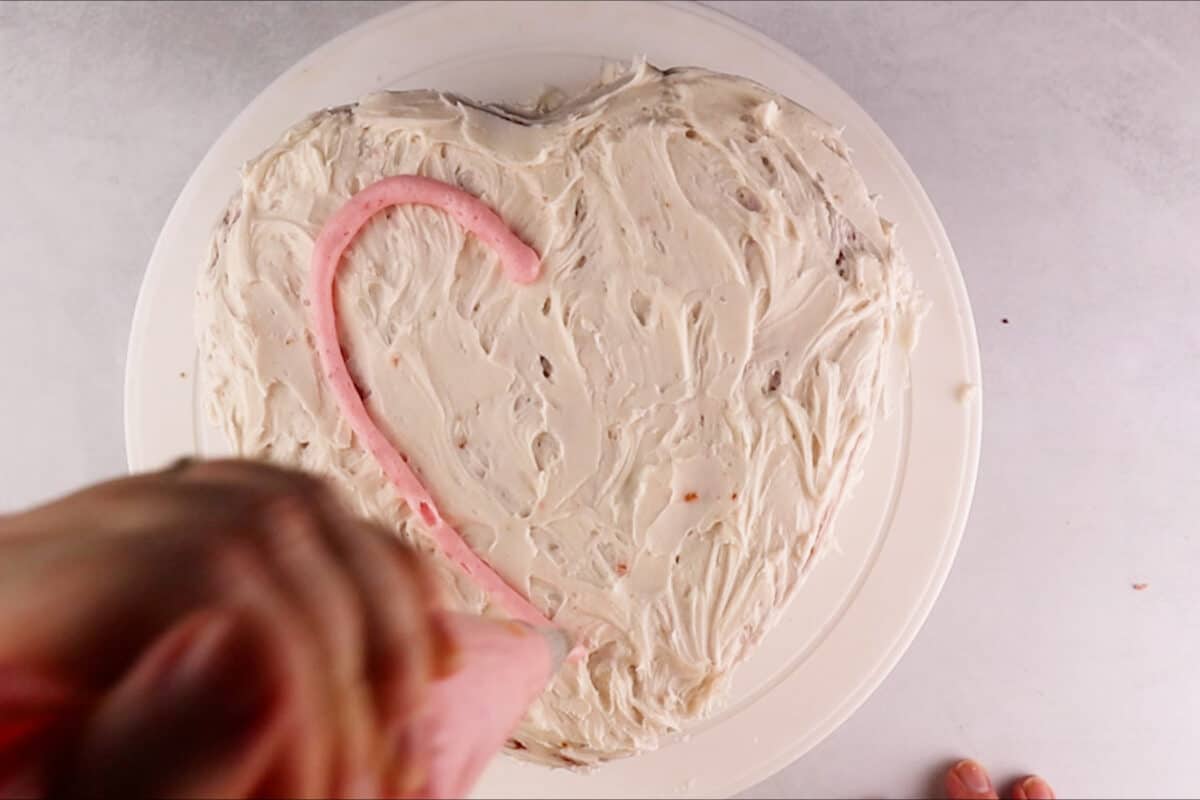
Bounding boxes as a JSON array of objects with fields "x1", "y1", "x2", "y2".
[{"x1": 309, "y1": 175, "x2": 569, "y2": 644}]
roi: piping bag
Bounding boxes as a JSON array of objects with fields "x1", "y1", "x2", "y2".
[
  {"x1": 0, "y1": 615, "x2": 568, "y2": 799},
  {"x1": 409, "y1": 614, "x2": 571, "y2": 799}
]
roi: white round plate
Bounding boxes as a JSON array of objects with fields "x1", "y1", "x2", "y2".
[{"x1": 124, "y1": 2, "x2": 980, "y2": 797}]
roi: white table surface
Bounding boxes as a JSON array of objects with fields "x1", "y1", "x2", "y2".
[{"x1": 2, "y1": 2, "x2": 1197, "y2": 797}]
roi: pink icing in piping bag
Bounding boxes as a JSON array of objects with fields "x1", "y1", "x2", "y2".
[
  {"x1": 310, "y1": 175, "x2": 575, "y2": 646},
  {"x1": 409, "y1": 615, "x2": 570, "y2": 798}
]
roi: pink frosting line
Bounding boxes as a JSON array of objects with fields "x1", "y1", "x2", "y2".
[{"x1": 309, "y1": 175, "x2": 554, "y2": 632}]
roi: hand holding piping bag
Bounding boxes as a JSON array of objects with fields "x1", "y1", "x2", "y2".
[
  {"x1": 0, "y1": 458, "x2": 1051, "y2": 800},
  {"x1": 0, "y1": 459, "x2": 568, "y2": 799}
]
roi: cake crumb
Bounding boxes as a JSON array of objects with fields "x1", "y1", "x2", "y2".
[
  {"x1": 683, "y1": 491, "x2": 698, "y2": 502},
  {"x1": 390, "y1": 355, "x2": 400, "y2": 366},
  {"x1": 178, "y1": 371, "x2": 187, "y2": 379},
  {"x1": 1132, "y1": 582, "x2": 1149, "y2": 591}
]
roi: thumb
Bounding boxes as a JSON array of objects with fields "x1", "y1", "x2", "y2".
[{"x1": 57, "y1": 609, "x2": 287, "y2": 799}]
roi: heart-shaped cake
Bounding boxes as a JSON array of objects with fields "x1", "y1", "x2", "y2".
[{"x1": 197, "y1": 62, "x2": 921, "y2": 765}]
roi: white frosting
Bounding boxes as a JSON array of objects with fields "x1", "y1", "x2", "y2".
[{"x1": 196, "y1": 63, "x2": 921, "y2": 765}]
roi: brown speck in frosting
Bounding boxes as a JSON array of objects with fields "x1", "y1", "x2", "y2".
[
  {"x1": 1133, "y1": 582, "x2": 1149, "y2": 591},
  {"x1": 683, "y1": 492, "x2": 699, "y2": 502}
]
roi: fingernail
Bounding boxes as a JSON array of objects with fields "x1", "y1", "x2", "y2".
[
  {"x1": 953, "y1": 759, "x2": 993, "y2": 794},
  {"x1": 1017, "y1": 776, "x2": 1055, "y2": 800}
]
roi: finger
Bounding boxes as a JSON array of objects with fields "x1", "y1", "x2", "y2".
[
  {"x1": 391, "y1": 546, "x2": 459, "y2": 680},
  {"x1": 181, "y1": 459, "x2": 429, "y2": 791},
  {"x1": 176, "y1": 457, "x2": 380, "y2": 793},
  {"x1": 326, "y1": 517, "x2": 438, "y2": 721},
  {"x1": 213, "y1": 542, "x2": 333, "y2": 799},
  {"x1": 174, "y1": 459, "x2": 392, "y2": 687},
  {"x1": 1011, "y1": 775, "x2": 1056, "y2": 800},
  {"x1": 256, "y1": 498, "x2": 377, "y2": 796},
  {"x1": 176, "y1": 459, "x2": 445, "y2": 787},
  {"x1": 334, "y1": 685, "x2": 379, "y2": 799},
  {"x1": 384, "y1": 721, "x2": 428, "y2": 799},
  {"x1": 259, "y1": 497, "x2": 365, "y2": 684},
  {"x1": 372, "y1": 530, "x2": 459, "y2": 679},
  {"x1": 945, "y1": 759, "x2": 999, "y2": 800},
  {"x1": 178, "y1": 459, "x2": 368, "y2": 687},
  {"x1": 62, "y1": 608, "x2": 286, "y2": 800}
]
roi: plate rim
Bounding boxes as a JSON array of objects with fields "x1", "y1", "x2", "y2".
[{"x1": 123, "y1": 1, "x2": 982, "y2": 796}]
